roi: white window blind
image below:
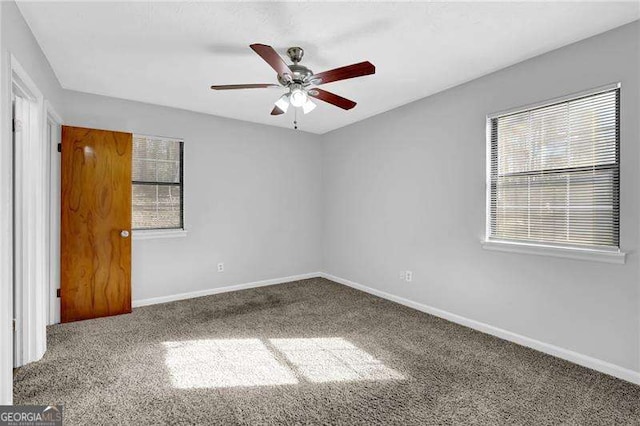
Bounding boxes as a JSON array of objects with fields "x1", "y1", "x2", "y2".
[
  {"x1": 488, "y1": 86, "x2": 620, "y2": 250},
  {"x1": 132, "y1": 135, "x2": 184, "y2": 230}
]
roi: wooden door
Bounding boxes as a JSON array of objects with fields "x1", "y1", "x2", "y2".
[{"x1": 61, "y1": 126, "x2": 132, "y2": 322}]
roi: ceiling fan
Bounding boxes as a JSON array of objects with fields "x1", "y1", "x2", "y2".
[{"x1": 210, "y1": 44, "x2": 375, "y2": 119}]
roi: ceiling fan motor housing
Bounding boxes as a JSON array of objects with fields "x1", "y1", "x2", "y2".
[
  {"x1": 276, "y1": 47, "x2": 313, "y2": 86},
  {"x1": 278, "y1": 64, "x2": 313, "y2": 86}
]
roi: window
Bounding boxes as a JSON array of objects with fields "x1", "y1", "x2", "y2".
[
  {"x1": 132, "y1": 135, "x2": 184, "y2": 230},
  {"x1": 487, "y1": 85, "x2": 620, "y2": 252}
]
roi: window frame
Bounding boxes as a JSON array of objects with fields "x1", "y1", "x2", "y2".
[
  {"x1": 483, "y1": 83, "x2": 625, "y2": 264},
  {"x1": 131, "y1": 134, "x2": 186, "y2": 236}
]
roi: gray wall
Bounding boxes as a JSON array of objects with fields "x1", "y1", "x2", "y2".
[
  {"x1": 321, "y1": 21, "x2": 640, "y2": 373},
  {"x1": 60, "y1": 91, "x2": 323, "y2": 303}
]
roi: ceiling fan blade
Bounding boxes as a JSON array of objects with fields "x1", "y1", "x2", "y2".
[
  {"x1": 210, "y1": 84, "x2": 280, "y2": 90},
  {"x1": 309, "y1": 61, "x2": 375, "y2": 85},
  {"x1": 271, "y1": 106, "x2": 285, "y2": 115},
  {"x1": 308, "y1": 88, "x2": 357, "y2": 110},
  {"x1": 250, "y1": 44, "x2": 292, "y2": 78}
]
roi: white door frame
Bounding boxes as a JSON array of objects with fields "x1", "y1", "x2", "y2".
[
  {"x1": 46, "y1": 102, "x2": 62, "y2": 325},
  {"x1": 0, "y1": 4, "x2": 14, "y2": 406},
  {"x1": 11, "y1": 54, "x2": 48, "y2": 368}
]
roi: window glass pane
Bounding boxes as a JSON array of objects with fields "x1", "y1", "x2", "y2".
[
  {"x1": 132, "y1": 184, "x2": 182, "y2": 230},
  {"x1": 497, "y1": 90, "x2": 617, "y2": 175},
  {"x1": 133, "y1": 136, "x2": 181, "y2": 183},
  {"x1": 490, "y1": 88, "x2": 619, "y2": 249}
]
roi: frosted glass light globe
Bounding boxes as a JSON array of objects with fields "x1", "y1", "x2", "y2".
[{"x1": 290, "y1": 88, "x2": 308, "y2": 107}]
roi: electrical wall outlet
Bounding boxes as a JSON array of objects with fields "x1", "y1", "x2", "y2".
[
  {"x1": 217, "y1": 263, "x2": 224, "y2": 272},
  {"x1": 405, "y1": 271, "x2": 413, "y2": 282}
]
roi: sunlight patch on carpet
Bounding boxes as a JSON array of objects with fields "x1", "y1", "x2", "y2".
[
  {"x1": 163, "y1": 339, "x2": 298, "y2": 389},
  {"x1": 163, "y1": 337, "x2": 403, "y2": 389},
  {"x1": 270, "y1": 338, "x2": 405, "y2": 383}
]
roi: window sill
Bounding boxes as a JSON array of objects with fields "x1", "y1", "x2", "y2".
[
  {"x1": 481, "y1": 240, "x2": 626, "y2": 264},
  {"x1": 133, "y1": 229, "x2": 188, "y2": 240}
]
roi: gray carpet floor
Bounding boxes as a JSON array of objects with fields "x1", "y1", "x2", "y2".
[{"x1": 14, "y1": 278, "x2": 640, "y2": 425}]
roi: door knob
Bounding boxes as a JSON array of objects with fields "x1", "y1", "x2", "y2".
[{"x1": 120, "y1": 230, "x2": 130, "y2": 238}]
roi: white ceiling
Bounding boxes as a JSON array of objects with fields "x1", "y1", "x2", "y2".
[{"x1": 17, "y1": 1, "x2": 639, "y2": 134}]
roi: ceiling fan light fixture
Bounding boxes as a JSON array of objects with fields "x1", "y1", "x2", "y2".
[
  {"x1": 302, "y1": 99, "x2": 316, "y2": 114},
  {"x1": 275, "y1": 94, "x2": 290, "y2": 113},
  {"x1": 210, "y1": 44, "x2": 375, "y2": 120},
  {"x1": 289, "y1": 86, "x2": 308, "y2": 108}
]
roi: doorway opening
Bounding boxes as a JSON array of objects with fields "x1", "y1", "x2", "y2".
[{"x1": 11, "y1": 56, "x2": 48, "y2": 368}]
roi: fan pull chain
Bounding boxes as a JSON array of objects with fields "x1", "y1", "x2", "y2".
[{"x1": 294, "y1": 108, "x2": 298, "y2": 130}]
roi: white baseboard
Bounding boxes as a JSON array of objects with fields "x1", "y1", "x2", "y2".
[
  {"x1": 132, "y1": 272, "x2": 321, "y2": 308},
  {"x1": 319, "y1": 272, "x2": 640, "y2": 386}
]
